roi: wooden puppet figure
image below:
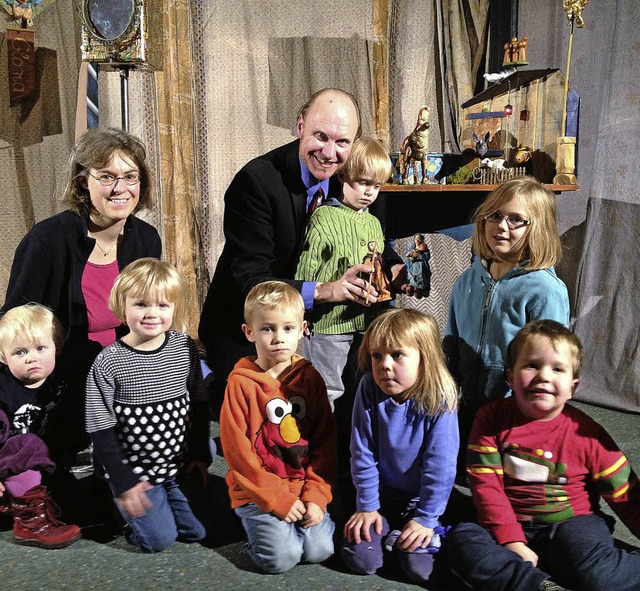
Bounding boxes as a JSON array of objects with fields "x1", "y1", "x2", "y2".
[
  {"x1": 362, "y1": 241, "x2": 392, "y2": 303},
  {"x1": 399, "y1": 106, "x2": 431, "y2": 185}
]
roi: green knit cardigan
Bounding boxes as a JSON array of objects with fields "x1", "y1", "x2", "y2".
[{"x1": 295, "y1": 203, "x2": 385, "y2": 334}]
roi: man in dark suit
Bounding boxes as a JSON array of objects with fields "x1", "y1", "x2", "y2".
[{"x1": 198, "y1": 88, "x2": 403, "y2": 414}]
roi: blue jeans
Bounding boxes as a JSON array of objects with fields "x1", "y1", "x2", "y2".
[
  {"x1": 446, "y1": 514, "x2": 640, "y2": 591},
  {"x1": 116, "y1": 479, "x2": 206, "y2": 553},
  {"x1": 235, "y1": 502, "x2": 335, "y2": 573}
]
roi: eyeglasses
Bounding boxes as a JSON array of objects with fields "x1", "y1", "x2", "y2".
[
  {"x1": 483, "y1": 211, "x2": 531, "y2": 230},
  {"x1": 88, "y1": 171, "x2": 141, "y2": 186}
]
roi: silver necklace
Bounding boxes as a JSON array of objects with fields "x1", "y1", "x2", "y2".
[{"x1": 89, "y1": 232, "x2": 118, "y2": 257}]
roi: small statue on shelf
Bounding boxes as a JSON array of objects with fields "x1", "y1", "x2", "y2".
[
  {"x1": 362, "y1": 241, "x2": 392, "y2": 303},
  {"x1": 503, "y1": 36, "x2": 528, "y2": 66},
  {"x1": 513, "y1": 146, "x2": 532, "y2": 165},
  {"x1": 473, "y1": 131, "x2": 491, "y2": 157},
  {"x1": 517, "y1": 37, "x2": 528, "y2": 62},
  {"x1": 398, "y1": 106, "x2": 431, "y2": 185},
  {"x1": 12, "y1": 0, "x2": 34, "y2": 28},
  {"x1": 403, "y1": 233, "x2": 431, "y2": 298}
]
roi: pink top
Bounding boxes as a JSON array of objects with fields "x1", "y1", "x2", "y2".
[{"x1": 82, "y1": 260, "x2": 121, "y2": 348}]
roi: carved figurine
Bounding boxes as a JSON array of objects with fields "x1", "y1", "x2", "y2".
[
  {"x1": 404, "y1": 234, "x2": 431, "y2": 298},
  {"x1": 399, "y1": 106, "x2": 431, "y2": 185},
  {"x1": 502, "y1": 36, "x2": 529, "y2": 66},
  {"x1": 513, "y1": 146, "x2": 532, "y2": 165},
  {"x1": 12, "y1": 0, "x2": 34, "y2": 28},
  {"x1": 563, "y1": 0, "x2": 589, "y2": 27},
  {"x1": 473, "y1": 131, "x2": 491, "y2": 157},
  {"x1": 503, "y1": 42, "x2": 512, "y2": 67},
  {"x1": 483, "y1": 69, "x2": 515, "y2": 84},
  {"x1": 510, "y1": 37, "x2": 519, "y2": 62},
  {"x1": 518, "y1": 36, "x2": 529, "y2": 62},
  {"x1": 362, "y1": 241, "x2": 392, "y2": 303}
]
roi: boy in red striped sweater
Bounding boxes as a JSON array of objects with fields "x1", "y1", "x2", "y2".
[{"x1": 446, "y1": 320, "x2": 640, "y2": 591}]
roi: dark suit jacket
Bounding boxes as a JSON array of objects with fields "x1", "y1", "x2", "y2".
[{"x1": 198, "y1": 139, "x2": 397, "y2": 385}]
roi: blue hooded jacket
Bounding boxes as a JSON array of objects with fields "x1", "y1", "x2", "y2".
[{"x1": 444, "y1": 257, "x2": 569, "y2": 408}]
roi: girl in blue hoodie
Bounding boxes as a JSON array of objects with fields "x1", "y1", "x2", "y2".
[{"x1": 444, "y1": 177, "x2": 569, "y2": 469}]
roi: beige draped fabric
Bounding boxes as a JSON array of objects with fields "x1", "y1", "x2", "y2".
[
  {"x1": 372, "y1": 0, "x2": 390, "y2": 148},
  {"x1": 441, "y1": 0, "x2": 490, "y2": 148},
  {"x1": 2, "y1": 2, "x2": 637, "y2": 413},
  {"x1": 388, "y1": 0, "x2": 489, "y2": 153},
  {"x1": 155, "y1": 0, "x2": 207, "y2": 337},
  {"x1": 0, "y1": 2, "x2": 82, "y2": 298}
]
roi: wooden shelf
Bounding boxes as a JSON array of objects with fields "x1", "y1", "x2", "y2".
[
  {"x1": 374, "y1": 183, "x2": 580, "y2": 239},
  {"x1": 381, "y1": 183, "x2": 580, "y2": 193}
]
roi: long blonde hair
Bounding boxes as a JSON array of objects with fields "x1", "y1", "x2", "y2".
[
  {"x1": 472, "y1": 176, "x2": 562, "y2": 270},
  {"x1": 358, "y1": 308, "x2": 458, "y2": 415},
  {"x1": 109, "y1": 258, "x2": 187, "y2": 333}
]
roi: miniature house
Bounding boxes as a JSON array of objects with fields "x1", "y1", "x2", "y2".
[{"x1": 461, "y1": 69, "x2": 579, "y2": 183}]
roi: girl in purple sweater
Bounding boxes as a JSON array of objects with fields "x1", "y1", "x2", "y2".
[{"x1": 341, "y1": 308, "x2": 459, "y2": 583}]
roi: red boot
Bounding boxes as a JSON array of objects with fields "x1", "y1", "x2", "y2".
[{"x1": 10, "y1": 485, "x2": 81, "y2": 549}]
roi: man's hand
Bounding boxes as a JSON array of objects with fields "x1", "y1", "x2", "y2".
[
  {"x1": 315, "y1": 263, "x2": 378, "y2": 305},
  {"x1": 284, "y1": 499, "x2": 306, "y2": 523},
  {"x1": 343, "y1": 510, "x2": 383, "y2": 544},
  {"x1": 116, "y1": 481, "x2": 153, "y2": 518}
]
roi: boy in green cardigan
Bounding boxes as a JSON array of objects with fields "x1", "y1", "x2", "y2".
[{"x1": 295, "y1": 136, "x2": 393, "y2": 411}]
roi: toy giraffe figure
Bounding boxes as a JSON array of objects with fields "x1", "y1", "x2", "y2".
[{"x1": 399, "y1": 106, "x2": 430, "y2": 184}]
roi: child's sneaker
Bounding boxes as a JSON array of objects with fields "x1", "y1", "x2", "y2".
[{"x1": 11, "y1": 485, "x2": 81, "y2": 549}]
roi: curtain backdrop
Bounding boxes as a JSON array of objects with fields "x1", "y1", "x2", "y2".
[
  {"x1": 1, "y1": 1, "x2": 636, "y2": 412},
  {"x1": 560, "y1": 1, "x2": 640, "y2": 412},
  {"x1": 0, "y1": 2, "x2": 82, "y2": 297},
  {"x1": 519, "y1": 0, "x2": 639, "y2": 412},
  {"x1": 388, "y1": 0, "x2": 489, "y2": 154},
  {"x1": 191, "y1": 1, "x2": 378, "y2": 280},
  {"x1": 156, "y1": 0, "x2": 208, "y2": 336}
]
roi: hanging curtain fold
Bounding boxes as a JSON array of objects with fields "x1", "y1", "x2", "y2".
[{"x1": 155, "y1": 0, "x2": 208, "y2": 336}]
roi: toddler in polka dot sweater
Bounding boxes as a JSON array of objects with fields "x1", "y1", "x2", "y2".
[{"x1": 86, "y1": 258, "x2": 211, "y2": 553}]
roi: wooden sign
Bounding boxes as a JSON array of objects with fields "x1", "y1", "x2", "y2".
[{"x1": 7, "y1": 27, "x2": 35, "y2": 106}]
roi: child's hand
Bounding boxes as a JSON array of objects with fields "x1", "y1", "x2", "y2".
[
  {"x1": 344, "y1": 510, "x2": 383, "y2": 544},
  {"x1": 0, "y1": 481, "x2": 5, "y2": 497},
  {"x1": 116, "y1": 481, "x2": 153, "y2": 518},
  {"x1": 504, "y1": 541, "x2": 538, "y2": 566},
  {"x1": 397, "y1": 519, "x2": 433, "y2": 552},
  {"x1": 284, "y1": 499, "x2": 306, "y2": 523},
  {"x1": 185, "y1": 460, "x2": 210, "y2": 486},
  {"x1": 300, "y1": 501, "x2": 324, "y2": 528}
]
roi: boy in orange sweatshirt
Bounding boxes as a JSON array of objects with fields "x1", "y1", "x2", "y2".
[{"x1": 219, "y1": 280, "x2": 337, "y2": 573}]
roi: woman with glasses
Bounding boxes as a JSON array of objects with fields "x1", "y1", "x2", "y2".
[
  {"x1": 443, "y1": 177, "x2": 569, "y2": 478},
  {"x1": 1, "y1": 127, "x2": 161, "y2": 465}
]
